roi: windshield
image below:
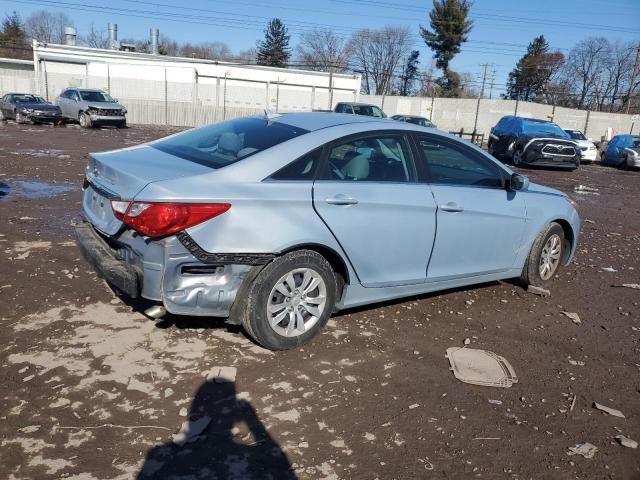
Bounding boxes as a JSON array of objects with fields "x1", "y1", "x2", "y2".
[
  {"x1": 80, "y1": 91, "x2": 115, "y2": 103},
  {"x1": 12, "y1": 94, "x2": 44, "y2": 104},
  {"x1": 523, "y1": 121, "x2": 570, "y2": 138},
  {"x1": 152, "y1": 117, "x2": 309, "y2": 169},
  {"x1": 406, "y1": 117, "x2": 432, "y2": 127},
  {"x1": 565, "y1": 130, "x2": 586, "y2": 140},
  {"x1": 353, "y1": 105, "x2": 386, "y2": 118}
]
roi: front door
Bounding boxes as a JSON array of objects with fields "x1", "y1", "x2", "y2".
[
  {"x1": 313, "y1": 132, "x2": 437, "y2": 287},
  {"x1": 414, "y1": 134, "x2": 527, "y2": 279}
]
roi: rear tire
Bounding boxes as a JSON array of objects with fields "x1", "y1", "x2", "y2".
[
  {"x1": 79, "y1": 112, "x2": 92, "y2": 128},
  {"x1": 521, "y1": 223, "x2": 565, "y2": 287},
  {"x1": 241, "y1": 250, "x2": 337, "y2": 350}
]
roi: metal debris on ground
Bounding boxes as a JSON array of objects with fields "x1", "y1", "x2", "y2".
[
  {"x1": 561, "y1": 311, "x2": 582, "y2": 325},
  {"x1": 446, "y1": 347, "x2": 518, "y2": 388},
  {"x1": 172, "y1": 415, "x2": 212, "y2": 446},
  {"x1": 204, "y1": 366, "x2": 237, "y2": 382},
  {"x1": 567, "y1": 442, "x2": 598, "y2": 458},
  {"x1": 601, "y1": 267, "x2": 618, "y2": 272},
  {"x1": 615, "y1": 435, "x2": 638, "y2": 449},
  {"x1": 573, "y1": 185, "x2": 600, "y2": 194},
  {"x1": 612, "y1": 283, "x2": 640, "y2": 290},
  {"x1": 593, "y1": 402, "x2": 625, "y2": 418},
  {"x1": 527, "y1": 285, "x2": 550, "y2": 297}
]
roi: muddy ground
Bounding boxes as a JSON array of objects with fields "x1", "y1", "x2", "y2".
[{"x1": 0, "y1": 121, "x2": 639, "y2": 480}]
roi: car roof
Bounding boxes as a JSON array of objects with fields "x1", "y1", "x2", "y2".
[
  {"x1": 337, "y1": 102, "x2": 380, "y2": 106},
  {"x1": 273, "y1": 112, "x2": 390, "y2": 131},
  {"x1": 77, "y1": 88, "x2": 104, "y2": 92}
]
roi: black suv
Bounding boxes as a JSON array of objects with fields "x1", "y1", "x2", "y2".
[
  {"x1": 488, "y1": 116, "x2": 579, "y2": 170},
  {"x1": 334, "y1": 102, "x2": 387, "y2": 118}
]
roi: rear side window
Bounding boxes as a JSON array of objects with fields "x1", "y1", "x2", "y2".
[
  {"x1": 417, "y1": 136, "x2": 504, "y2": 188},
  {"x1": 152, "y1": 117, "x2": 309, "y2": 169},
  {"x1": 270, "y1": 148, "x2": 322, "y2": 181}
]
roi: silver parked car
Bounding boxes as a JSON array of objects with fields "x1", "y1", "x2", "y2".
[
  {"x1": 76, "y1": 113, "x2": 580, "y2": 350},
  {"x1": 55, "y1": 88, "x2": 127, "y2": 128}
]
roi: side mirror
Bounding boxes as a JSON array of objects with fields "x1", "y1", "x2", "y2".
[
  {"x1": 509, "y1": 173, "x2": 529, "y2": 192},
  {"x1": 587, "y1": 137, "x2": 593, "y2": 142}
]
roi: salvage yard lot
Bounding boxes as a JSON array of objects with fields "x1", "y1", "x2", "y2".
[{"x1": 0, "y1": 122, "x2": 639, "y2": 479}]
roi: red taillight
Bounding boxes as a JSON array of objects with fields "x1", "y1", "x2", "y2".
[{"x1": 111, "y1": 201, "x2": 230, "y2": 237}]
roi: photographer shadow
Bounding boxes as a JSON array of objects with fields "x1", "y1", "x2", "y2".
[{"x1": 138, "y1": 378, "x2": 297, "y2": 479}]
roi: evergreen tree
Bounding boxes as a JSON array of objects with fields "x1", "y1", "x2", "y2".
[
  {"x1": 399, "y1": 50, "x2": 420, "y2": 96},
  {"x1": 420, "y1": 0, "x2": 473, "y2": 97},
  {"x1": 256, "y1": 19, "x2": 290, "y2": 68},
  {"x1": 505, "y1": 35, "x2": 564, "y2": 101},
  {"x1": 0, "y1": 11, "x2": 29, "y2": 59}
]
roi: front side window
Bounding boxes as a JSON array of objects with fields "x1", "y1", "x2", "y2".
[
  {"x1": 152, "y1": 117, "x2": 308, "y2": 169},
  {"x1": 322, "y1": 134, "x2": 413, "y2": 182},
  {"x1": 417, "y1": 136, "x2": 504, "y2": 188}
]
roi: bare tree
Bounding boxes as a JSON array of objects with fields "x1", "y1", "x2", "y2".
[
  {"x1": 348, "y1": 26, "x2": 411, "y2": 95},
  {"x1": 562, "y1": 37, "x2": 610, "y2": 109},
  {"x1": 179, "y1": 41, "x2": 232, "y2": 60},
  {"x1": 237, "y1": 48, "x2": 257, "y2": 64},
  {"x1": 81, "y1": 22, "x2": 108, "y2": 49},
  {"x1": 25, "y1": 10, "x2": 74, "y2": 43},
  {"x1": 296, "y1": 28, "x2": 351, "y2": 72}
]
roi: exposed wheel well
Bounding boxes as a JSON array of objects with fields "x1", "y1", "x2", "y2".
[
  {"x1": 551, "y1": 219, "x2": 574, "y2": 264},
  {"x1": 280, "y1": 244, "x2": 350, "y2": 300}
]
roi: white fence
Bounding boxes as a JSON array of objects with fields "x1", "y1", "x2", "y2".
[{"x1": 2, "y1": 68, "x2": 638, "y2": 140}]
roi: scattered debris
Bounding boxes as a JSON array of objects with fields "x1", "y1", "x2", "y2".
[
  {"x1": 593, "y1": 402, "x2": 625, "y2": 418},
  {"x1": 584, "y1": 219, "x2": 596, "y2": 224},
  {"x1": 473, "y1": 437, "x2": 500, "y2": 440},
  {"x1": 446, "y1": 347, "x2": 518, "y2": 388},
  {"x1": 574, "y1": 185, "x2": 599, "y2": 194},
  {"x1": 463, "y1": 338, "x2": 471, "y2": 345},
  {"x1": 601, "y1": 267, "x2": 617, "y2": 273},
  {"x1": 172, "y1": 416, "x2": 211, "y2": 446},
  {"x1": 567, "y1": 442, "x2": 598, "y2": 458},
  {"x1": 204, "y1": 366, "x2": 237, "y2": 383},
  {"x1": 615, "y1": 435, "x2": 638, "y2": 449},
  {"x1": 488, "y1": 399, "x2": 503, "y2": 405},
  {"x1": 570, "y1": 394, "x2": 577, "y2": 412},
  {"x1": 527, "y1": 285, "x2": 550, "y2": 297},
  {"x1": 568, "y1": 360, "x2": 585, "y2": 366},
  {"x1": 612, "y1": 283, "x2": 640, "y2": 290},
  {"x1": 561, "y1": 311, "x2": 582, "y2": 325}
]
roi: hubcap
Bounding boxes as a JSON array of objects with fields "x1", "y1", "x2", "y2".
[
  {"x1": 539, "y1": 234, "x2": 561, "y2": 280},
  {"x1": 267, "y1": 268, "x2": 327, "y2": 338},
  {"x1": 514, "y1": 150, "x2": 522, "y2": 165}
]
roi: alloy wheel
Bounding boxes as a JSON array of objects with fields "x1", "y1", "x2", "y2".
[
  {"x1": 266, "y1": 268, "x2": 327, "y2": 338},
  {"x1": 513, "y1": 149, "x2": 522, "y2": 166},
  {"x1": 539, "y1": 234, "x2": 561, "y2": 280}
]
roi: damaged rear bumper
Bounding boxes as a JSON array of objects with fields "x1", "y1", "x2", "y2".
[{"x1": 74, "y1": 221, "x2": 271, "y2": 318}]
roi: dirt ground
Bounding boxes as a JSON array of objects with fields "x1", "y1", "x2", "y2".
[{"x1": 0, "y1": 121, "x2": 639, "y2": 480}]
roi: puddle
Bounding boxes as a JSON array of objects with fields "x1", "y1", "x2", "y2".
[{"x1": 0, "y1": 178, "x2": 76, "y2": 200}]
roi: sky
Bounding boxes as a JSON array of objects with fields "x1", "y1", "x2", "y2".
[{"x1": 3, "y1": 0, "x2": 640, "y2": 95}]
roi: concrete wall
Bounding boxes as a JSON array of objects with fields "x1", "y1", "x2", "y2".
[{"x1": 361, "y1": 95, "x2": 638, "y2": 142}]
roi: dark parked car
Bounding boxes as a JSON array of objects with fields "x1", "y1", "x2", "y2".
[
  {"x1": 0, "y1": 93, "x2": 62, "y2": 124},
  {"x1": 55, "y1": 88, "x2": 127, "y2": 128},
  {"x1": 391, "y1": 115, "x2": 437, "y2": 128},
  {"x1": 602, "y1": 134, "x2": 640, "y2": 169},
  {"x1": 334, "y1": 102, "x2": 387, "y2": 118},
  {"x1": 488, "y1": 116, "x2": 580, "y2": 170}
]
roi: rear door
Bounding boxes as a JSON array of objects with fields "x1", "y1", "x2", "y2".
[
  {"x1": 312, "y1": 131, "x2": 437, "y2": 287},
  {"x1": 414, "y1": 134, "x2": 527, "y2": 279},
  {"x1": 491, "y1": 116, "x2": 516, "y2": 154}
]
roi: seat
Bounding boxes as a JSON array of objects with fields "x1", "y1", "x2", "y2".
[
  {"x1": 342, "y1": 154, "x2": 370, "y2": 180},
  {"x1": 218, "y1": 132, "x2": 242, "y2": 157}
]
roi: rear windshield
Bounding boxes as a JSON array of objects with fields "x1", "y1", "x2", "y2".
[
  {"x1": 523, "y1": 121, "x2": 569, "y2": 138},
  {"x1": 353, "y1": 105, "x2": 386, "y2": 118},
  {"x1": 151, "y1": 117, "x2": 309, "y2": 169},
  {"x1": 406, "y1": 117, "x2": 432, "y2": 127}
]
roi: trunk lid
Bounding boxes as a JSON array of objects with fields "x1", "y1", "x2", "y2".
[{"x1": 83, "y1": 145, "x2": 213, "y2": 235}]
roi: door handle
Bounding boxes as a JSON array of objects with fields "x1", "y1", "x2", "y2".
[
  {"x1": 440, "y1": 202, "x2": 464, "y2": 212},
  {"x1": 325, "y1": 194, "x2": 358, "y2": 206}
]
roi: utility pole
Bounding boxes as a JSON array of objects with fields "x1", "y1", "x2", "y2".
[
  {"x1": 488, "y1": 70, "x2": 497, "y2": 99},
  {"x1": 625, "y1": 45, "x2": 640, "y2": 114},
  {"x1": 473, "y1": 64, "x2": 489, "y2": 138}
]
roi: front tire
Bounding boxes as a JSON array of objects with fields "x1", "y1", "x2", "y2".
[
  {"x1": 521, "y1": 223, "x2": 565, "y2": 287},
  {"x1": 241, "y1": 250, "x2": 337, "y2": 350},
  {"x1": 79, "y1": 112, "x2": 92, "y2": 128},
  {"x1": 16, "y1": 112, "x2": 27, "y2": 124},
  {"x1": 117, "y1": 120, "x2": 127, "y2": 129},
  {"x1": 512, "y1": 147, "x2": 523, "y2": 166}
]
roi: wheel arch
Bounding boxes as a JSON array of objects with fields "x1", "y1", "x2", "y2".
[
  {"x1": 549, "y1": 218, "x2": 575, "y2": 265},
  {"x1": 279, "y1": 243, "x2": 351, "y2": 300}
]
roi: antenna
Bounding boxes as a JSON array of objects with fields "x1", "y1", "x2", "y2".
[{"x1": 264, "y1": 109, "x2": 282, "y2": 121}]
